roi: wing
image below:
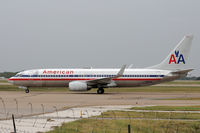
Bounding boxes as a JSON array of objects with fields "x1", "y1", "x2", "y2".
[{"x1": 87, "y1": 65, "x2": 126, "y2": 86}]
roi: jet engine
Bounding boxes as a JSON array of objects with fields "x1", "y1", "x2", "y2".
[{"x1": 69, "y1": 81, "x2": 90, "y2": 91}]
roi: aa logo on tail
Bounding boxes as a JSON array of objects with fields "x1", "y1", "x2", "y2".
[{"x1": 169, "y1": 51, "x2": 185, "y2": 64}]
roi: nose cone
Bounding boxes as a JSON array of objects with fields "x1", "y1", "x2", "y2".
[{"x1": 8, "y1": 77, "x2": 14, "y2": 84}]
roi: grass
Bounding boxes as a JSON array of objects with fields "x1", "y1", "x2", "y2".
[
  {"x1": 161, "y1": 80, "x2": 200, "y2": 85},
  {"x1": 0, "y1": 80, "x2": 8, "y2": 83},
  {"x1": 105, "y1": 86, "x2": 200, "y2": 93},
  {"x1": 99, "y1": 110, "x2": 200, "y2": 120},
  {"x1": 46, "y1": 107, "x2": 200, "y2": 132},
  {"x1": 46, "y1": 116, "x2": 200, "y2": 133},
  {"x1": 0, "y1": 85, "x2": 21, "y2": 91},
  {"x1": 0, "y1": 85, "x2": 69, "y2": 92},
  {"x1": 166, "y1": 97, "x2": 200, "y2": 100},
  {"x1": 131, "y1": 106, "x2": 200, "y2": 111}
]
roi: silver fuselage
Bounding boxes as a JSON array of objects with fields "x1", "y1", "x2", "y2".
[{"x1": 9, "y1": 68, "x2": 182, "y2": 88}]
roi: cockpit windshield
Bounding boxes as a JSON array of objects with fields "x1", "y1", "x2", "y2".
[{"x1": 15, "y1": 73, "x2": 22, "y2": 77}]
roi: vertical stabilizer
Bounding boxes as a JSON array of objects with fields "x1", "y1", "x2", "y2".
[{"x1": 150, "y1": 35, "x2": 193, "y2": 70}]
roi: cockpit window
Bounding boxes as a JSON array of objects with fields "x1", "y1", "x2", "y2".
[{"x1": 15, "y1": 74, "x2": 22, "y2": 77}]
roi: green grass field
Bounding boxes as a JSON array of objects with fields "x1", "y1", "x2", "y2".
[
  {"x1": 105, "y1": 86, "x2": 200, "y2": 93},
  {"x1": 47, "y1": 111, "x2": 200, "y2": 133},
  {"x1": 0, "y1": 85, "x2": 70, "y2": 92},
  {"x1": 46, "y1": 106, "x2": 200, "y2": 133},
  {"x1": 165, "y1": 97, "x2": 200, "y2": 100},
  {"x1": 0, "y1": 80, "x2": 8, "y2": 83},
  {"x1": 99, "y1": 110, "x2": 200, "y2": 120},
  {"x1": 162, "y1": 80, "x2": 200, "y2": 85},
  {"x1": 47, "y1": 119, "x2": 200, "y2": 133},
  {"x1": 131, "y1": 106, "x2": 200, "y2": 111}
]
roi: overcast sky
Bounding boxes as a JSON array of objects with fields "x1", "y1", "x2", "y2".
[{"x1": 0, "y1": 0, "x2": 199, "y2": 76}]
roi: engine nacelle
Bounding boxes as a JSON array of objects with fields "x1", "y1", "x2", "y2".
[{"x1": 69, "y1": 81, "x2": 90, "y2": 91}]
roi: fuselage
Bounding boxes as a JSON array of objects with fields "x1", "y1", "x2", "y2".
[{"x1": 9, "y1": 68, "x2": 179, "y2": 88}]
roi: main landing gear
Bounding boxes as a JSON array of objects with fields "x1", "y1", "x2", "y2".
[
  {"x1": 25, "y1": 88, "x2": 29, "y2": 93},
  {"x1": 97, "y1": 87, "x2": 104, "y2": 94}
]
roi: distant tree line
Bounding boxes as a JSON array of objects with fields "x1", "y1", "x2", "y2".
[{"x1": 0, "y1": 72, "x2": 17, "y2": 78}]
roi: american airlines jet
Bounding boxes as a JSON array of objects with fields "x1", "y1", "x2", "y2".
[{"x1": 9, "y1": 35, "x2": 193, "y2": 94}]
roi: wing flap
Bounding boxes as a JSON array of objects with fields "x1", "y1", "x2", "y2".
[{"x1": 87, "y1": 65, "x2": 126, "y2": 85}]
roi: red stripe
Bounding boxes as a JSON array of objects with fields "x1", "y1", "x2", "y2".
[
  {"x1": 113, "y1": 78, "x2": 161, "y2": 81},
  {"x1": 9, "y1": 78, "x2": 161, "y2": 81}
]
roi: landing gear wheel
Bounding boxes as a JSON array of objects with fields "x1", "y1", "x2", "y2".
[
  {"x1": 25, "y1": 89, "x2": 29, "y2": 93},
  {"x1": 97, "y1": 88, "x2": 104, "y2": 94}
]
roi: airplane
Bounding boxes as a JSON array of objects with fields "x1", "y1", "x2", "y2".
[{"x1": 9, "y1": 35, "x2": 194, "y2": 94}]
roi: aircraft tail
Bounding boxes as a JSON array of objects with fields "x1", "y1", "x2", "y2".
[{"x1": 150, "y1": 35, "x2": 193, "y2": 70}]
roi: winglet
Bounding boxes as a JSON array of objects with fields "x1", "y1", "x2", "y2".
[
  {"x1": 128, "y1": 64, "x2": 133, "y2": 69},
  {"x1": 115, "y1": 65, "x2": 126, "y2": 78}
]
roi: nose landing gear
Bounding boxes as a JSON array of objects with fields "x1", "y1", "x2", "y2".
[
  {"x1": 97, "y1": 88, "x2": 104, "y2": 94},
  {"x1": 19, "y1": 86, "x2": 30, "y2": 93},
  {"x1": 25, "y1": 88, "x2": 29, "y2": 93}
]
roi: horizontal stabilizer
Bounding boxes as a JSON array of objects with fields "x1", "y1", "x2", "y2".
[{"x1": 171, "y1": 69, "x2": 193, "y2": 74}]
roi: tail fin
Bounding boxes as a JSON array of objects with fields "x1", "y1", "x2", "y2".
[{"x1": 150, "y1": 35, "x2": 193, "y2": 70}]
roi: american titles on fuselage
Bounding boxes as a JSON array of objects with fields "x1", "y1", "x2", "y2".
[{"x1": 43, "y1": 70, "x2": 74, "y2": 75}]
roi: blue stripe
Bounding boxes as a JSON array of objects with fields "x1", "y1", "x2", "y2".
[{"x1": 20, "y1": 74, "x2": 165, "y2": 78}]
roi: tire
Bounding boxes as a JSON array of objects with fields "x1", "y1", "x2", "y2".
[
  {"x1": 25, "y1": 89, "x2": 29, "y2": 93},
  {"x1": 97, "y1": 88, "x2": 104, "y2": 94}
]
